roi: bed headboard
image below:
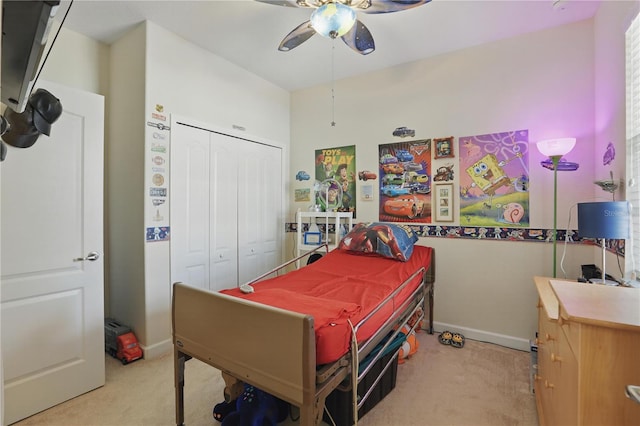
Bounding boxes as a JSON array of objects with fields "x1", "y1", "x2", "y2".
[{"x1": 172, "y1": 283, "x2": 316, "y2": 407}]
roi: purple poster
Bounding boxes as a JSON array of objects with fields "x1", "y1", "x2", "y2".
[{"x1": 458, "y1": 130, "x2": 529, "y2": 227}]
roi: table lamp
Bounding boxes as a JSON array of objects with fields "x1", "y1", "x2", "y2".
[
  {"x1": 577, "y1": 201, "x2": 631, "y2": 285},
  {"x1": 536, "y1": 138, "x2": 578, "y2": 277}
]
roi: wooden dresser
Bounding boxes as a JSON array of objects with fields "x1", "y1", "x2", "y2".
[{"x1": 534, "y1": 276, "x2": 640, "y2": 425}]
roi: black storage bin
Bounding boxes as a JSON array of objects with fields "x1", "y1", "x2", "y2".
[{"x1": 323, "y1": 333, "x2": 404, "y2": 425}]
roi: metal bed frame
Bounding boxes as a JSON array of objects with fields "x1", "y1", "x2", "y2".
[{"x1": 172, "y1": 245, "x2": 435, "y2": 425}]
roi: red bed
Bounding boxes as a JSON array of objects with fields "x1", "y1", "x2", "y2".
[
  {"x1": 172, "y1": 243, "x2": 435, "y2": 425},
  {"x1": 220, "y1": 245, "x2": 433, "y2": 365}
]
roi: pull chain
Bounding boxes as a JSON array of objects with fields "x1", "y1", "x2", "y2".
[{"x1": 331, "y1": 41, "x2": 336, "y2": 127}]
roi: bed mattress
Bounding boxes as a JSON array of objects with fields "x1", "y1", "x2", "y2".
[{"x1": 220, "y1": 245, "x2": 433, "y2": 365}]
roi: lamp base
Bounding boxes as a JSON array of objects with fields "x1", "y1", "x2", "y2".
[{"x1": 588, "y1": 278, "x2": 620, "y2": 286}]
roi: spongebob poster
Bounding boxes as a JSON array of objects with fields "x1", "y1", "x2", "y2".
[
  {"x1": 459, "y1": 130, "x2": 529, "y2": 227},
  {"x1": 315, "y1": 145, "x2": 356, "y2": 215}
]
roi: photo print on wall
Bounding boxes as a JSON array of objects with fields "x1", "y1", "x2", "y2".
[
  {"x1": 458, "y1": 129, "x2": 530, "y2": 227},
  {"x1": 378, "y1": 139, "x2": 432, "y2": 223},
  {"x1": 315, "y1": 145, "x2": 356, "y2": 216}
]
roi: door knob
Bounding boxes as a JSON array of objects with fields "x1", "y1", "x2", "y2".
[{"x1": 73, "y1": 251, "x2": 100, "y2": 262}]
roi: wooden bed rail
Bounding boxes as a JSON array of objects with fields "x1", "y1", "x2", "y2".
[{"x1": 172, "y1": 283, "x2": 317, "y2": 423}]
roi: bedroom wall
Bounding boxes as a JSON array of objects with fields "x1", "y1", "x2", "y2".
[
  {"x1": 39, "y1": 22, "x2": 291, "y2": 357},
  {"x1": 289, "y1": 19, "x2": 599, "y2": 350}
]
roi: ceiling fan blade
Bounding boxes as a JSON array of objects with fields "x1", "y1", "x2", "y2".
[
  {"x1": 354, "y1": 0, "x2": 431, "y2": 14},
  {"x1": 341, "y1": 20, "x2": 375, "y2": 55},
  {"x1": 279, "y1": 21, "x2": 317, "y2": 51},
  {"x1": 254, "y1": 0, "x2": 317, "y2": 8}
]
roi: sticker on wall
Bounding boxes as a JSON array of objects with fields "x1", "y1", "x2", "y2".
[
  {"x1": 458, "y1": 129, "x2": 529, "y2": 227},
  {"x1": 433, "y1": 163, "x2": 454, "y2": 182},
  {"x1": 378, "y1": 139, "x2": 432, "y2": 223},
  {"x1": 361, "y1": 185, "x2": 374, "y2": 201},
  {"x1": 147, "y1": 121, "x2": 170, "y2": 131},
  {"x1": 149, "y1": 187, "x2": 167, "y2": 197},
  {"x1": 603, "y1": 142, "x2": 615, "y2": 166},
  {"x1": 314, "y1": 145, "x2": 356, "y2": 216},
  {"x1": 295, "y1": 188, "x2": 311, "y2": 202},
  {"x1": 146, "y1": 226, "x2": 170, "y2": 242}
]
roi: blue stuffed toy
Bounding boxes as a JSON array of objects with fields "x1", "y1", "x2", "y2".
[{"x1": 219, "y1": 383, "x2": 289, "y2": 426}]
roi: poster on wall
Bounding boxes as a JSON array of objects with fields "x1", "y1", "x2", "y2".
[
  {"x1": 314, "y1": 145, "x2": 356, "y2": 215},
  {"x1": 378, "y1": 139, "x2": 432, "y2": 223},
  {"x1": 145, "y1": 103, "x2": 171, "y2": 242},
  {"x1": 458, "y1": 129, "x2": 530, "y2": 227}
]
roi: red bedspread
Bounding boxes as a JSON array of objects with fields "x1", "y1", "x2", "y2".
[{"x1": 221, "y1": 245, "x2": 432, "y2": 365}]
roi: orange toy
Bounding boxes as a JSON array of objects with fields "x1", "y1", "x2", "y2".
[{"x1": 398, "y1": 325, "x2": 419, "y2": 364}]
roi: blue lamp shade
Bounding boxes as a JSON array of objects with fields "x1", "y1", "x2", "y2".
[{"x1": 577, "y1": 201, "x2": 631, "y2": 239}]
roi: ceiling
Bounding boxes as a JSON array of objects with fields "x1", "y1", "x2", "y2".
[{"x1": 55, "y1": 0, "x2": 602, "y2": 91}]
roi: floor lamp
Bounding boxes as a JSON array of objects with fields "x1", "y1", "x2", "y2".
[
  {"x1": 536, "y1": 138, "x2": 578, "y2": 277},
  {"x1": 577, "y1": 201, "x2": 631, "y2": 285}
]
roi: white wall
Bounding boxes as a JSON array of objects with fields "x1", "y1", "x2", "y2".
[
  {"x1": 592, "y1": 0, "x2": 640, "y2": 281},
  {"x1": 594, "y1": 0, "x2": 640, "y2": 203},
  {"x1": 110, "y1": 22, "x2": 290, "y2": 357},
  {"x1": 290, "y1": 20, "x2": 599, "y2": 349},
  {"x1": 40, "y1": 21, "x2": 291, "y2": 358},
  {"x1": 29, "y1": 2, "x2": 639, "y2": 352}
]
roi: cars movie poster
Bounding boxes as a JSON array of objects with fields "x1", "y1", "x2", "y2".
[
  {"x1": 315, "y1": 145, "x2": 356, "y2": 215},
  {"x1": 458, "y1": 129, "x2": 530, "y2": 227},
  {"x1": 378, "y1": 140, "x2": 432, "y2": 223}
]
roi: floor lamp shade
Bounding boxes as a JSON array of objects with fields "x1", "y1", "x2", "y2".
[{"x1": 577, "y1": 202, "x2": 631, "y2": 240}]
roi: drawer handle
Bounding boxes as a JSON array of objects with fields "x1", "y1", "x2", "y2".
[
  {"x1": 535, "y1": 338, "x2": 543, "y2": 346},
  {"x1": 551, "y1": 353, "x2": 563, "y2": 363},
  {"x1": 534, "y1": 374, "x2": 542, "y2": 381},
  {"x1": 544, "y1": 380, "x2": 555, "y2": 389},
  {"x1": 545, "y1": 333, "x2": 555, "y2": 341},
  {"x1": 558, "y1": 317, "x2": 565, "y2": 327}
]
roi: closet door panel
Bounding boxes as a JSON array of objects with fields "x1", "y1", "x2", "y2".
[
  {"x1": 237, "y1": 141, "x2": 262, "y2": 284},
  {"x1": 258, "y1": 143, "x2": 282, "y2": 271},
  {"x1": 170, "y1": 125, "x2": 210, "y2": 290},
  {"x1": 210, "y1": 133, "x2": 239, "y2": 291}
]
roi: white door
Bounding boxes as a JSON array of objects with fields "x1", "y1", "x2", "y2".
[
  {"x1": 169, "y1": 124, "x2": 211, "y2": 290},
  {"x1": 209, "y1": 133, "x2": 239, "y2": 291},
  {"x1": 171, "y1": 120, "x2": 282, "y2": 292},
  {"x1": 1, "y1": 81, "x2": 105, "y2": 425},
  {"x1": 237, "y1": 142, "x2": 282, "y2": 284}
]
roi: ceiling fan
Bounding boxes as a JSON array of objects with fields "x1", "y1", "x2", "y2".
[{"x1": 256, "y1": 0, "x2": 431, "y2": 55}]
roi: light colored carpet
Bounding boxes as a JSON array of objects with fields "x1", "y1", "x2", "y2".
[{"x1": 13, "y1": 332, "x2": 538, "y2": 426}]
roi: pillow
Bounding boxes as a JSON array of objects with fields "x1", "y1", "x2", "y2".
[{"x1": 338, "y1": 222, "x2": 419, "y2": 261}]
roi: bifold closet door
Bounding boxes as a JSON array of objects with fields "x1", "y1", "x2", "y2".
[
  {"x1": 237, "y1": 141, "x2": 282, "y2": 285},
  {"x1": 209, "y1": 133, "x2": 239, "y2": 291},
  {"x1": 171, "y1": 123, "x2": 282, "y2": 292},
  {"x1": 170, "y1": 124, "x2": 211, "y2": 290}
]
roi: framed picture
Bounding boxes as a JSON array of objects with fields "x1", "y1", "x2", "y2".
[
  {"x1": 303, "y1": 231, "x2": 322, "y2": 245},
  {"x1": 434, "y1": 136, "x2": 454, "y2": 159},
  {"x1": 434, "y1": 183, "x2": 454, "y2": 222}
]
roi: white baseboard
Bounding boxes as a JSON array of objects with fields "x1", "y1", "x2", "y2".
[
  {"x1": 140, "y1": 338, "x2": 173, "y2": 360},
  {"x1": 428, "y1": 321, "x2": 531, "y2": 352}
]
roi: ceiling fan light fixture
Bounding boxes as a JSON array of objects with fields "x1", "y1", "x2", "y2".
[{"x1": 310, "y1": 2, "x2": 356, "y2": 39}]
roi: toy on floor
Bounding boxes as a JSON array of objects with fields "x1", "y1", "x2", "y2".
[
  {"x1": 213, "y1": 400, "x2": 237, "y2": 423},
  {"x1": 398, "y1": 324, "x2": 419, "y2": 364},
  {"x1": 220, "y1": 383, "x2": 289, "y2": 426},
  {"x1": 397, "y1": 306, "x2": 424, "y2": 363},
  {"x1": 438, "y1": 330, "x2": 465, "y2": 348}
]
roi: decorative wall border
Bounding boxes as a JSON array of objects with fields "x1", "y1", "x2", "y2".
[{"x1": 285, "y1": 223, "x2": 626, "y2": 257}]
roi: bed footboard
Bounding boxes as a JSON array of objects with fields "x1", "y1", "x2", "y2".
[{"x1": 172, "y1": 283, "x2": 334, "y2": 425}]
